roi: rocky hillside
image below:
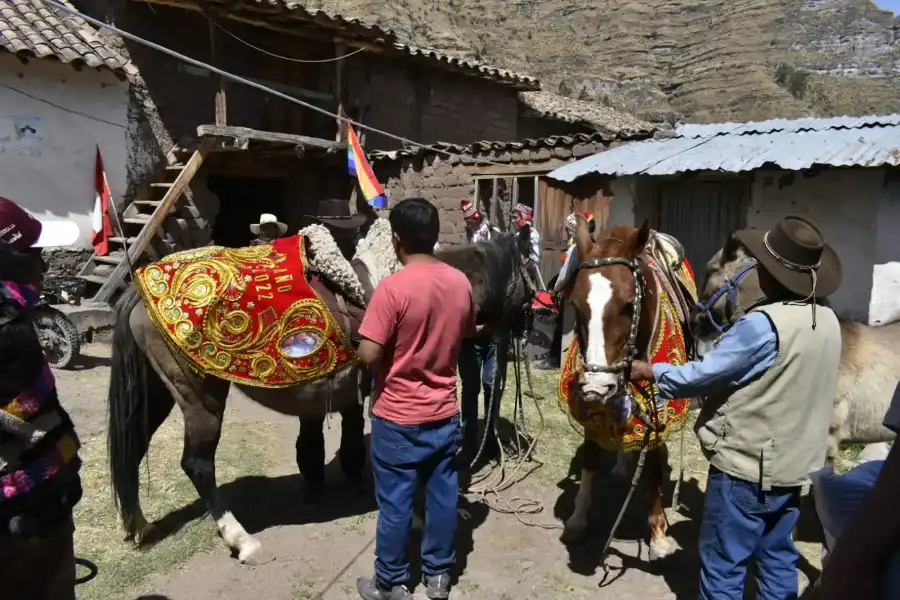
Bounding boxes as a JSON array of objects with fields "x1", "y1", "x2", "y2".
[{"x1": 308, "y1": 0, "x2": 900, "y2": 123}]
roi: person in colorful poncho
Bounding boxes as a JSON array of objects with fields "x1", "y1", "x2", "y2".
[
  {"x1": 0, "y1": 197, "x2": 83, "y2": 600},
  {"x1": 460, "y1": 200, "x2": 500, "y2": 243}
]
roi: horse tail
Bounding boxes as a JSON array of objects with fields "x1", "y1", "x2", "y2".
[{"x1": 107, "y1": 284, "x2": 167, "y2": 539}]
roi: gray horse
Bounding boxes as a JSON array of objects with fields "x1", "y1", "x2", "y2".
[
  {"x1": 692, "y1": 232, "x2": 898, "y2": 468},
  {"x1": 106, "y1": 219, "x2": 535, "y2": 563}
]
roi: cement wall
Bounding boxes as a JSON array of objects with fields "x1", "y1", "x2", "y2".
[
  {"x1": 870, "y1": 176, "x2": 900, "y2": 326},
  {"x1": 0, "y1": 53, "x2": 128, "y2": 250},
  {"x1": 748, "y1": 168, "x2": 882, "y2": 322}
]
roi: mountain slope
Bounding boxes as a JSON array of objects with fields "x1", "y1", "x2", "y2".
[{"x1": 309, "y1": 0, "x2": 900, "y2": 123}]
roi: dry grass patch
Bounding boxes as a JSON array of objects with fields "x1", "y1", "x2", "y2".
[{"x1": 73, "y1": 413, "x2": 282, "y2": 600}]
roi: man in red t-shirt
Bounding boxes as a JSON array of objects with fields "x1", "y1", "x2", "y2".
[{"x1": 355, "y1": 198, "x2": 474, "y2": 600}]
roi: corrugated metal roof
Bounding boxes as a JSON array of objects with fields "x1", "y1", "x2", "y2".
[
  {"x1": 677, "y1": 114, "x2": 900, "y2": 139},
  {"x1": 548, "y1": 114, "x2": 900, "y2": 181}
]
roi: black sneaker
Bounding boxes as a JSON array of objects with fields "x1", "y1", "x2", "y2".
[
  {"x1": 423, "y1": 573, "x2": 451, "y2": 599},
  {"x1": 356, "y1": 576, "x2": 412, "y2": 600}
]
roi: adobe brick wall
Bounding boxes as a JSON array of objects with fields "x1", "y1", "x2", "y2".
[
  {"x1": 344, "y1": 57, "x2": 520, "y2": 149},
  {"x1": 372, "y1": 139, "x2": 609, "y2": 248}
]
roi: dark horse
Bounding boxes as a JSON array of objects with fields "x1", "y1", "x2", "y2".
[{"x1": 107, "y1": 219, "x2": 534, "y2": 562}]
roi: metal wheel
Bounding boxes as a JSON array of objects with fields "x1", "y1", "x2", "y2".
[{"x1": 32, "y1": 306, "x2": 81, "y2": 369}]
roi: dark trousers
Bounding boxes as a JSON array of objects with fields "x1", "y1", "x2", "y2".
[
  {"x1": 0, "y1": 514, "x2": 76, "y2": 600},
  {"x1": 371, "y1": 414, "x2": 460, "y2": 587},
  {"x1": 457, "y1": 334, "x2": 497, "y2": 452},
  {"x1": 700, "y1": 466, "x2": 801, "y2": 600}
]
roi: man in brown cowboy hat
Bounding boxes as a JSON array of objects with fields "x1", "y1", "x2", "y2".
[
  {"x1": 249, "y1": 213, "x2": 288, "y2": 246},
  {"x1": 628, "y1": 215, "x2": 843, "y2": 600}
]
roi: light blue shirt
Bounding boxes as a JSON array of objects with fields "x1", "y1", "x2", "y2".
[{"x1": 652, "y1": 311, "x2": 778, "y2": 399}]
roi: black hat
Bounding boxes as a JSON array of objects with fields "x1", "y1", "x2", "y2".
[{"x1": 303, "y1": 199, "x2": 367, "y2": 230}]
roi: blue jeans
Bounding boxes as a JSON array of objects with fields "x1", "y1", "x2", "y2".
[
  {"x1": 371, "y1": 414, "x2": 460, "y2": 588},
  {"x1": 700, "y1": 466, "x2": 801, "y2": 600},
  {"x1": 457, "y1": 334, "x2": 496, "y2": 449}
]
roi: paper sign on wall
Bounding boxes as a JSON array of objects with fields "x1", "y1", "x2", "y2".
[
  {"x1": 0, "y1": 115, "x2": 43, "y2": 157},
  {"x1": 869, "y1": 262, "x2": 900, "y2": 326}
]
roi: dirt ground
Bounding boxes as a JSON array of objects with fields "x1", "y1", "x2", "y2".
[{"x1": 60, "y1": 343, "x2": 824, "y2": 600}]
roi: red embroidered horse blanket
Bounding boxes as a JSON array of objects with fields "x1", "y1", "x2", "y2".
[{"x1": 134, "y1": 235, "x2": 358, "y2": 388}]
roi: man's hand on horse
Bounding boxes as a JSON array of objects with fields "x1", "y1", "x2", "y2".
[{"x1": 628, "y1": 360, "x2": 654, "y2": 381}]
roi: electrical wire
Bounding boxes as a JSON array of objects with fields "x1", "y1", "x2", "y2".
[
  {"x1": 44, "y1": 0, "x2": 511, "y2": 168},
  {"x1": 0, "y1": 82, "x2": 127, "y2": 129},
  {"x1": 207, "y1": 16, "x2": 367, "y2": 63}
]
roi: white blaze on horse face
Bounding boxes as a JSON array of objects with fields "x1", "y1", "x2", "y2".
[{"x1": 582, "y1": 272, "x2": 619, "y2": 398}]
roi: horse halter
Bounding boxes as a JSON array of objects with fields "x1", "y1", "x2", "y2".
[
  {"x1": 577, "y1": 256, "x2": 646, "y2": 385},
  {"x1": 694, "y1": 259, "x2": 757, "y2": 333}
]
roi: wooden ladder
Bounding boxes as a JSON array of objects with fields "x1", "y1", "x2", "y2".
[{"x1": 78, "y1": 138, "x2": 214, "y2": 304}]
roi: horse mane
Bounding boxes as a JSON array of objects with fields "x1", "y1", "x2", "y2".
[{"x1": 437, "y1": 224, "x2": 530, "y2": 324}]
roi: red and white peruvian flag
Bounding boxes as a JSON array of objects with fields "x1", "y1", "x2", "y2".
[{"x1": 91, "y1": 145, "x2": 115, "y2": 256}]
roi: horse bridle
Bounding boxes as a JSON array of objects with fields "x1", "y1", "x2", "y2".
[
  {"x1": 577, "y1": 256, "x2": 646, "y2": 385},
  {"x1": 694, "y1": 259, "x2": 758, "y2": 333},
  {"x1": 576, "y1": 255, "x2": 664, "y2": 432}
]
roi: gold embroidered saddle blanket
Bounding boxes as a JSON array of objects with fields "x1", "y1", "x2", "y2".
[
  {"x1": 558, "y1": 265, "x2": 694, "y2": 453},
  {"x1": 134, "y1": 235, "x2": 358, "y2": 388}
]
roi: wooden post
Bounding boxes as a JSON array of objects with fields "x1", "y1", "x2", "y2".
[
  {"x1": 491, "y1": 177, "x2": 499, "y2": 226},
  {"x1": 209, "y1": 20, "x2": 227, "y2": 125},
  {"x1": 335, "y1": 40, "x2": 347, "y2": 142}
]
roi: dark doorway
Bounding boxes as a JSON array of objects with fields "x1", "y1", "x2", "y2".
[{"x1": 208, "y1": 176, "x2": 288, "y2": 247}]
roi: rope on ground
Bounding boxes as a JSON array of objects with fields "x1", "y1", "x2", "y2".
[{"x1": 466, "y1": 337, "x2": 564, "y2": 530}]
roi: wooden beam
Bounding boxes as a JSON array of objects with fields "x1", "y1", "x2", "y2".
[
  {"x1": 208, "y1": 19, "x2": 227, "y2": 125},
  {"x1": 208, "y1": 33, "x2": 225, "y2": 123},
  {"x1": 471, "y1": 164, "x2": 558, "y2": 177},
  {"x1": 243, "y1": 76, "x2": 334, "y2": 102},
  {"x1": 94, "y1": 139, "x2": 214, "y2": 303},
  {"x1": 197, "y1": 125, "x2": 343, "y2": 151}
]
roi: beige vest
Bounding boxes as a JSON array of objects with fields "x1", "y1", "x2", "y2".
[{"x1": 694, "y1": 302, "x2": 841, "y2": 489}]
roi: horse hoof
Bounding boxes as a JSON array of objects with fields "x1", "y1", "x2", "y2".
[
  {"x1": 133, "y1": 523, "x2": 157, "y2": 546},
  {"x1": 560, "y1": 525, "x2": 587, "y2": 544},
  {"x1": 237, "y1": 537, "x2": 264, "y2": 564},
  {"x1": 648, "y1": 539, "x2": 678, "y2": 561}
]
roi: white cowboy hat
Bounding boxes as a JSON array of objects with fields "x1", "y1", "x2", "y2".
[{"x1": 250, "y1": 213, "x2": 287, "y2": 236}]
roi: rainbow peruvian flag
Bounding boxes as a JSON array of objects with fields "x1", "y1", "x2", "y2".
[{"x1": 347, "y1": 125, "x2": 386, "y2": 209}]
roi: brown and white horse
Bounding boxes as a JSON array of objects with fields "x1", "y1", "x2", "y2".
[{"x1": 559, "y1": 217, "x2": 693, "y2": 561}]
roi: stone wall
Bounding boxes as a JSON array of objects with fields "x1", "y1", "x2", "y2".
[
  {"x1": 42, "y1": 248, "x2": 93, "y2": 279},
  {"x1": 346, "y1": 58, "x2": 520, "y2": 150}
]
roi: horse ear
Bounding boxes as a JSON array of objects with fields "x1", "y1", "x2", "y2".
[
  {"x1": 630, "y1": 220, "x2": 651, "y2": 258},
  {"x1": 723, "y1": 231, "x2": 741, "y2": 261},
  {"x1": 573, "y1": 214, "x2": 593, "y2": 257}
]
